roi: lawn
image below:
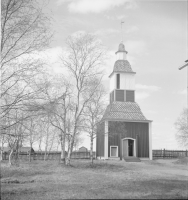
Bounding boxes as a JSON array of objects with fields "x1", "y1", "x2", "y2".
[{"x1": 1, "y1": 158, "x2": 188, "y2": 199}]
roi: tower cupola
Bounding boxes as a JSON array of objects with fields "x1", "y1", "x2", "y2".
[
  {"x1": 115, "y1": 42, "x2": 128, "y2": 60},
  {"x1": 109, "y1": 42, "x2": 136, "y2": 103}
]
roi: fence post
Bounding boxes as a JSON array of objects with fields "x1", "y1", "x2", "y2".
[
  {"x1": 186, "y1": 150, "x2": 187, "y2": 157},
  {"x1": 163, "y1": 148, "x2": 165, "y2": 158}
]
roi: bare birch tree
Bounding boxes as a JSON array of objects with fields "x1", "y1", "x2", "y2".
[
  {"x1": 61, "y1": 32, "x2": 106, "y2": 165},
  {"x1": 1, "y1": 0, "x2": 52, "y2": 132},
  {"x1": 1, "y1": 0, "x2": 53, "y2": 166},
  {"x1": 43, "y1": 79, "x2": 73, "y2": 164},
  {"x1": 0, "y1": 134, "x2": 7, "y2": 160},
  {"x1": 25, "y1": 77, "x2": 73, "y2": 164},
  {"x1": 6, "y1": 111, "x2": 28, "y2": 166},
  {"x1": 83, "y1": 84, "x2": 106, "y2": 164},
  {"x1": 175, "y1": 108, "x2": 188, "y2": 148},
  {"x1": 23, "y1": 116, "x2": 40, "y2": 161},
  {"x1": 49, "y1": 89, "x2": 72, "y2": 164}
]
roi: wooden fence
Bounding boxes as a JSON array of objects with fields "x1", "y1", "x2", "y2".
[
  {"x1": 3, "y1": 150, "x2": 187, "y2": 160},
  {"x1": 153, "y1": 149, "x2": 188, "y2": 159},
  {"x1": 2, "y1": 151, "x2": 96, "y2": 161}
]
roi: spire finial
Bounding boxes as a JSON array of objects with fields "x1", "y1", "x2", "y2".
[{"x1": 121, "y1": 21, "x2": 124, "y2": 43}]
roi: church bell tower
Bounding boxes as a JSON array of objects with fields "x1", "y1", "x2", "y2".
[
  {"x1": 97, "y1": 40, "x2": 153, "y2": 161},
  {"x1": 109, "y1": 42, "x2": 136, "y2": 104}
]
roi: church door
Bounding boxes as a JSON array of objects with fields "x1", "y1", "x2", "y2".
[
  {"x1": 122, "y1": 139, "x2": 128, "y2": 157},
  {"x1": 128, "y1": 139, "x2": 134, "y2": 156},
  {"x1": 122, "y1": 138, "x2": 135, "y2": 158}
]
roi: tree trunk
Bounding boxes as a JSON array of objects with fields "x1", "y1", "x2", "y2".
[
  {"x1": 15, "y1": 150, "x2": 19, "y2": 166},
  {"x1": 60, "y1": 133, "x2": 66, "y2": 164},
  {"x1": 14, "y1": 140, "x2": 19, "y2": 166},
  {"x1": 65, "y1": 151, "x2": 71, "y2": 165},
  {"x1": 60, "y1": 149, "x2": 65, "y2": 163},
  {"x1": 0, "y1": 150, "x2": 3, "y2": 161},
  {"x1": 29, "y1": 143, "x2": 32, "y2": 162},
  {"x1": 0, "y1": 137, "x2": 4, "y2": 161},
  {"x1": 9, "y1": 149, "x2": 13, "y2": 166},
  {"x1": 0, "y1": 148, "x2": 3, "y2": 161},
  {"x1": 44, "y1": 145, "x2": 47, "y2": 161},
  {"x1": 28, "y1": 150, "x2": 31, "y2": 162},
  {"x1": 66, "y1": 138, "x2": 73, "y2": 165},
  {"x1": 90, "y1": 137, "x2": 93, "y2": 164},
  {"x1": 65, "y1": 119, "x2": 77, "y2": 166},
  {"x1": 38, "y1": 138, "x2": 42, "y2": 152}
]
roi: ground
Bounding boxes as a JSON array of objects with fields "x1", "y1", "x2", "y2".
[{"x1": 1, "y1": 158, "x2": 188, "y2": 199}]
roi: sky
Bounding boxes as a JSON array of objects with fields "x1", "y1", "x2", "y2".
[{"x1": 42, "y1": 0, "x2": 188, "y2": 150}]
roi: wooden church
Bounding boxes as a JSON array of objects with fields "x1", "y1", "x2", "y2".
[{"x1": 96, "y1": 42, "x2": 152, "y2": 161}]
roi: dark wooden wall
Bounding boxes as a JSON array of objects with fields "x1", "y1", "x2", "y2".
[
  {"x1": 108, "y1": 121, "x2": 149, "y2": 159},
  {"x1": 116, "y1": 90, "x2": 124, "y2": 101},
  {"x1": 110, "y1": 91, "x2": 114, "y2": 103},
  {"x1": 96, "y1": 122, "x2": 105, "y2": 157},
  {"x1": 110, "y1": 90, "x2": 135, "y2": 103}
]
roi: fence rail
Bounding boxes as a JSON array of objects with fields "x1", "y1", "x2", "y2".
[
  {"x1": 2, "y1": 151, "x2": 96, "y2": 161},
  {"x1": 153, "y1": 149, "x2": 188, "y2": 159}
]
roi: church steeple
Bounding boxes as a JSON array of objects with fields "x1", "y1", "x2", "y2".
[{"x1": 109, "y1": 42, "x2": 136, "y2": 104}]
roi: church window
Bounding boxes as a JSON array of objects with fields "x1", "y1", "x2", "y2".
[
  {"x1": 110, "y1": 146, "x2": 118, "y2": 157},
  {"x1": 116, "y1": 74, "x2": 120, "y2": 89}
]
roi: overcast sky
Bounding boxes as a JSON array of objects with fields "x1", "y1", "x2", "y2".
[{"x1": 43, "y1": 0, "x2": 188, "y2": 150}]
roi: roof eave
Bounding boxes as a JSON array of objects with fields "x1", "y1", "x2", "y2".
[
  {"x1": 100, "y1": 118, "x2": 152, "y2": 123},
  {"x1": 109, "y1": 71, "x2": 136, "y2": 78},
  {"x1": 115, "y1": 50, "x2": 128, "y2": 54}
]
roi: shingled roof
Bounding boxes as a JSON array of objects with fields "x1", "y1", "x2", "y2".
[
  {"x1": 114, "y1": 60, "x2": 135, "y2": 73},
  {"x1": 102, "y1": 101, "x2": 150, "y2": 122}
]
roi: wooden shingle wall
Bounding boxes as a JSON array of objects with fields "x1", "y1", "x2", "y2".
[
  {"x1": 108, "y1": 121, "x2": 149, "y2": 159},
  {"x1": 96, "y1": 122, "x2": 105, "y2": 157}
]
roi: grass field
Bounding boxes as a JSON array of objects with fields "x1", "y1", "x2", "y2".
[{"x1": 1, "y1": 158, "x2": 188, "y2": 199}]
